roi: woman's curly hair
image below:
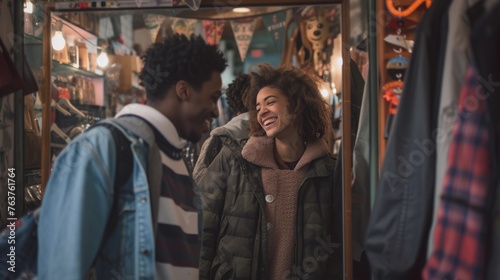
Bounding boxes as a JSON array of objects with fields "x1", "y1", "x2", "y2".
[
  {"x1": 244, "y1": 64, "x2": 333, "y2": 143},
  {"x1": 139, "y1": 34, "x2": 227, "y2": 101},
  {"x1": 226, "y1": 73, "x2": 250, "y2": 114}
]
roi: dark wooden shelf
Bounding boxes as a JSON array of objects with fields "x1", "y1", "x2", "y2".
[{"x1": 52, "y1": 60, "x2": 103, "y2": 78}]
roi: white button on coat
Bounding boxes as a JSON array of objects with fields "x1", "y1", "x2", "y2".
[{"x1": 265, "y1": 194, "x2": 274, "y2": 203}]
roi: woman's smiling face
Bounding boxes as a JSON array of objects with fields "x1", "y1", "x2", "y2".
[{"x1": 255, "y1": 86, "x2": 298, "y2": 140}]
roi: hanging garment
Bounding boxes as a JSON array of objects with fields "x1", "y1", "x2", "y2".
[
  {"x1": 489, "y1": 178, "x2": 500, "y2": 280},
  {"x1": 470, "y1": 1, "x2": 500, "y2": 86},
  {"x1": 423, "y1": 65, "x2": 496, "y2": 280},
  {"x1": 350, "y1": 78, "x2": 371, "y2": 280},
  {"x1": 427, "y1": 0, "x2": 477, "y2": 256},
  {"x1": 469, "y1": 2, "x2": 500, "y2": 278},
  {"x1": 364, "y1": 0, "x2": 453, "y2": 278},
  {"x1": 333, "y1": 58, "x2": 365, "y2": 259}
]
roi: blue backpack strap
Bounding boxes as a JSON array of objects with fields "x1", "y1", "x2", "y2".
[
  {"x1": 91, "y1": 121, "x2": 133, "y2": 243},
  {"x1": 90, "y1": 115, "x2": 161, "y2": 244},
  {"x1": 111, "y1": 115, "x2": 162, "y2": 237}
]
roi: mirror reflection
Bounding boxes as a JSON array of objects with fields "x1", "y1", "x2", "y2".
[{"x1": 16, "y1": 2, "x2": 371, "y2": 279}]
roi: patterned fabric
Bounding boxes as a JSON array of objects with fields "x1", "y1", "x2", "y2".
[
  {"x1": 116, "y1": 104, "x2": 199, "y2": 279},
  {"x1": 152, "y1": 123, "x2": 200, "y2": 280},
  {"x1": 423, "y1": 66, "x2": 495, "y2": 279}
]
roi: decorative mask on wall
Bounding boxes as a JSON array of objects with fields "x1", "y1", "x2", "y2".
[
  {"x1": 305, "y1": 15, "x2": 331, "y2": 53},
  {"x1": 281, "y1": 6, "x2": 341, "y2": 80}
]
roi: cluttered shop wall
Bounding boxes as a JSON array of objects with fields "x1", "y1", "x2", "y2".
[
  {"x1": 40, "y1": 2, "x2": 346, "y2": 174},
  {"x1": 0, "y1": 0, "x2": 44, "y2": 229}
]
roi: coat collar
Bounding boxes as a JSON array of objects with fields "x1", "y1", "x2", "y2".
[
  {"x1": 210, "y1": 112, "x2": 250, "y2": 140},
  {"x1": 242, "y1": 136, "x2": 331, "y2": 171}
]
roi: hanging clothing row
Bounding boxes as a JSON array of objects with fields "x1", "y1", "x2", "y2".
[{"x1": 365, "y1": 0, "x2": 500, "y2": 279}]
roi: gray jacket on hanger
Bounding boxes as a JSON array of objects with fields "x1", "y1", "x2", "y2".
[{"x1": 364, "y1": 0, "x2": 453, "y2": 278}]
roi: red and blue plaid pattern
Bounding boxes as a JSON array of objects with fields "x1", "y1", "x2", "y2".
[{"x1": 423, "y1": 66, "x2": 494, "y2": 280}]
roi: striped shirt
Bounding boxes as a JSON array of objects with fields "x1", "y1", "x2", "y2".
[{"x1": 116, "y1": 104, "x2": 199, "y2": 280}]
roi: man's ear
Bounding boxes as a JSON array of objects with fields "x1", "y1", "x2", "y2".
[{"x1": 175, "y1": 80, "x2": 191, "y2": 101}]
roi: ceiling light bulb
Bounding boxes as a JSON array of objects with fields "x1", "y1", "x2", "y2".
[
  {"x1": 51, "y1": 31, "x2": 66, "y2": 51},
  {"x1": 233, "y1": 7, "x2": 250, "y2": 13},
  {"x1": 97, "y1": 51, "x2": 109, "y2": 68},
  {"x1": 24, "y1": 0, "x2": 33, "y2": 14}
]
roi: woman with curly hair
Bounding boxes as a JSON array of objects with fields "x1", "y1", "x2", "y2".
[{"x1": 198, "y1": 64, "x2": 342, "y2": 280}]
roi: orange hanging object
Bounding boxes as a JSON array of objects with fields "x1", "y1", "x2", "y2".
[
  {"x1": 382, "y1": 81, "x2": 403, "y2": 115},
  {"x1": 383, "y1": 92, "x2": 400, "y2": 114},
  {"x1": 382, "y1": 80, "x2": 404, "y2": 92},
  {"x1": 386, "y1": 0, "x2": 432, "y2": 17}
]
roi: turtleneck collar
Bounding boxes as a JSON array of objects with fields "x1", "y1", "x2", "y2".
[{"x1": 241, "y1": 136, "x2": 330, "y2": 171}]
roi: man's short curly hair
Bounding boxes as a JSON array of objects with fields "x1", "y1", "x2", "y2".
[
  {"x1": 226, "y1": 74, "x2": 250, "y2": 114},
  {"x1": 244, "y1": 64, "x2": 332, "y2": 143},
  {"x1": 139, "y1": 34, "x2": 227, "y2": 101}
]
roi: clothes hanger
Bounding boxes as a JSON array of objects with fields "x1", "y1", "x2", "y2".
[
  {"x1": 51, "y1": 123, "x2": 71, "y2": 144},
  {"x1": 58, "y1": 97, "x2": 85, "y2": 118},
  {"x1": 51, "y1": 99, "x2": 71, "y2": 116}
]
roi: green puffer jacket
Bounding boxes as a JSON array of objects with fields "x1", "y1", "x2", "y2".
[{"x1": 198, "y1": 136, "x2": 343, "y2": 280}]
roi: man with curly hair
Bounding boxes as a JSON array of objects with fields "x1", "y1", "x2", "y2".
[
  {"x1": 193, "y1": 73, "x2": 251, "y2": 184},
  {"x1": 38, "y1": 34, "x2": 227, "y2": 280}
]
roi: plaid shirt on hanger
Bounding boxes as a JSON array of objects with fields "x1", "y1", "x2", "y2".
[{"x1": 423, "y1": 66, "x2": 495, "y2": 279}]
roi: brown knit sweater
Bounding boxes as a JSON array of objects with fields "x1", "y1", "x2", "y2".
[{"x1": 241, "y1": 136, "x2": 330, "y2": 279}]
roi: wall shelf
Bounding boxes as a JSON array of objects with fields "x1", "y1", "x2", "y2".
[{"x1": 52, "y1": 60, "x2": 104, "y2": 78}]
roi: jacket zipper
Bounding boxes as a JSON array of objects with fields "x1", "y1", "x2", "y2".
[{"x1": 294, "y1": 161, "x2": 334, "y2": 278}]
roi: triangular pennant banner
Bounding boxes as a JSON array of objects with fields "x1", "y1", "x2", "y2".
[
  {"x1": 171, "y1": 17, "x2": 199, "y2": 37},
  {"x1": 230, "y1": 18, "x2": 256, "y2": 62},
  {"x1": 262, "y1": 10, "x2": 287, "y2": 52},
  {"x1": 202, "y1": 20, "x2": 226, "y2": 46},
  {"x1": 143, "y1": 14, "x2": 166, "y2": 43}
]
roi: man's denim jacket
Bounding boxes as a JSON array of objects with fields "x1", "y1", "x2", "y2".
[{"x1": 38, "y1": 124, "x2": 156, "y2": 280}]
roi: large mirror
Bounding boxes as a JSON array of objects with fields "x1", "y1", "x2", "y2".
[
  {"x1": 45, "y1": 3, "x2": 345, "y2": 164},
  {"x1": 34, "y1": 0, "x2": 363, "y2": 279}
]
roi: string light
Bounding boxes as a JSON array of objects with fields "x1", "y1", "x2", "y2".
[
  {"x1": 24, "y1": 0, "x2": 33, "y2": 14},
  {"x1": 336, "y1": 57, "x2": 343, "y2": 66},
  {"x1": 52, "y1": 31, "x2": 66, "y2": 51},
  {"x1": 233, "y1": 7, "x2": 250, "y2": 13},
  {"x1": 321, "y1": 87, "x2": 329, "y2": 97},
  {"x1": 52, "y1": 20, "x2": 66, "y2": 51},
  {"x1": 97, "y1": 49, "x2": 109, "y2": 68},
  {"x1": 320, "y1": 81, "x2": 332, "y2": 98}
]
